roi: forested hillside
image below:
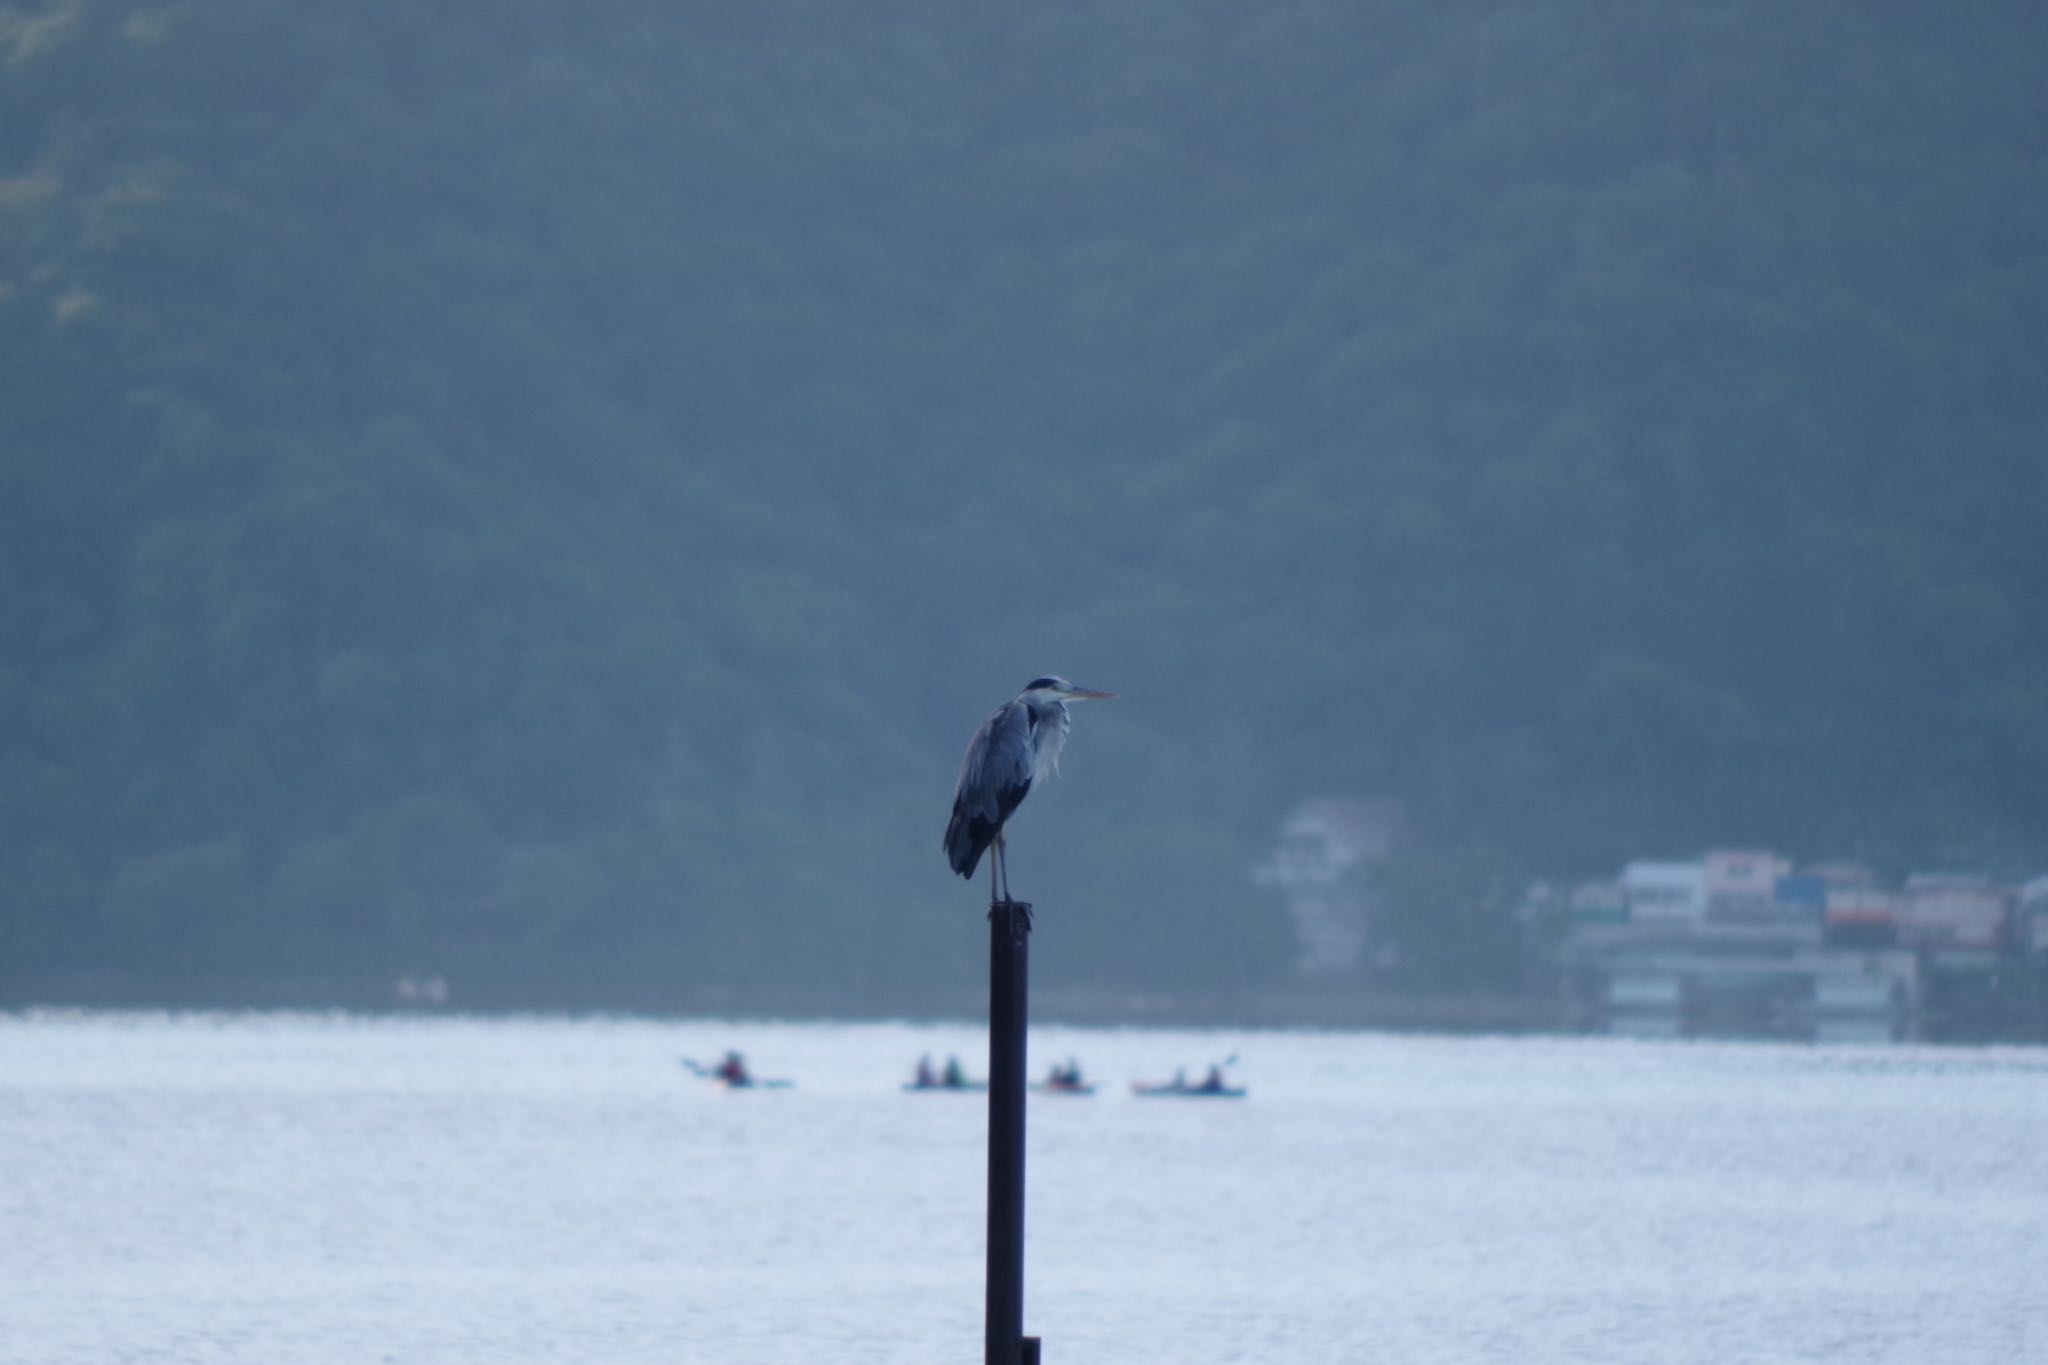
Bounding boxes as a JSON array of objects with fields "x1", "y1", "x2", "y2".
[{"x1": 3, "y1": 0, "x2": 2044, "y2": 1009}]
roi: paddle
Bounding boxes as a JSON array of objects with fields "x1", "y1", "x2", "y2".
[{"x1": 681, "y1": 1057, "x2": 794, "y2": 1089}]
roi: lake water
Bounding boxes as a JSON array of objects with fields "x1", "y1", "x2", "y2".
[{"x1": 2, "y1": 1011, "x2": 2044, "y2": 1364}]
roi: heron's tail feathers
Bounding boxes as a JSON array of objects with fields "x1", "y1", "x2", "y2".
[{"x1": 944, "y1": 810, "x2": 996, "y2": 879}]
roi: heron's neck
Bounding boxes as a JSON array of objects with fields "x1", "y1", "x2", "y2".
[{"x1": 1029, "y1": 700, "x2": 1072, "y2": 779}]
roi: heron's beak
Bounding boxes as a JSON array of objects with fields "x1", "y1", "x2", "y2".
[{"x1": 1063, "y1": 686, "x2": 1118, "y2": 701}]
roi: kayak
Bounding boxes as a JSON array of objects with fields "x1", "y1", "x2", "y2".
[
  {"x1": 1030, "y1": 1080, "x2": 1096, "y2": 1096},
  {"x1": 903, "y1": 1079, "x2": 988, "y2": 1092},
  {"x1": 681, "y1": 1058, "x2": 793, "y2": 1089},
  {"x1": 1131, "y1": 1080, "x2": 1246, "y2": 1099}
]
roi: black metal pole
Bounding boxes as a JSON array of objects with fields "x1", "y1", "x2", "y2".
[{"x1": 985, "y1": 897, "x2": 1032, "y2": 1365}]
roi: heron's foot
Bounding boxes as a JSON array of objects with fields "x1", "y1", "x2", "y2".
[{"x1": 987, "y1": 897, "x2": 1034, "y2": 931}]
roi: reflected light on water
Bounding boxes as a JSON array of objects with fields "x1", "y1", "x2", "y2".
[{"x1": 2, "y1": 1011, "x2": 2044, "y2": 1364}]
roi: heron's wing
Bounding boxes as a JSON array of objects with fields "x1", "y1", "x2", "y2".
[{"x1": 955, "y1": 701, "x2": 1035, "y2": 823}]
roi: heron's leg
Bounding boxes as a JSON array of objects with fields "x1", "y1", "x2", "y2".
[
  {"x1": 994, "y1": 831, "x2": 1010, "y2": 905},
  {"x1": 989, "y1": 837, "x2": 1000, "y2": 907}
]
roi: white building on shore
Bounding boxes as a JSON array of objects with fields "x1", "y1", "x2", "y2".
[{"x1": 1255, "y1": 797, "x2": 1405, "y2": 976}]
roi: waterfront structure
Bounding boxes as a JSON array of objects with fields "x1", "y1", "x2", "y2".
[
  {"x1": 1255, "y1": 797, "x2": 1404, "y2": 976},
  {"x1": 1702, "y1": 849, "x2": 1794, "y2": 924},
  {"x1": 1619, "y1": 860, "x2": 1706, "y2": 925},
  {"x1": 1896, "y1": 874, "x2": 2008, "y2": 951},
  {"x1": 1554, "y1": 850, "x2": 2041, "y2": 1042}
]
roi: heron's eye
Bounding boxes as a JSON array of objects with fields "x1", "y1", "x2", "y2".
[{"x1": 1023, "y1": 676, "x2": 1062, "y2": 691}]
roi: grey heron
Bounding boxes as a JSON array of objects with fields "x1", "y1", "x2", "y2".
[{"x1": 945, "y1": 675, "x2": 1117, "y2": 904}]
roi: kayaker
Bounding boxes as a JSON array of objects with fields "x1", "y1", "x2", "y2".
[
  {"x1": 716, "y1": 1050, "x2": 751, "y2": 1086},
  {"x1": 915, "y1": 1054, "x2": 936, "y2": 1087},
  {"x1": 943, "y1": 1054, "x2": 966, "y2": 1088}
]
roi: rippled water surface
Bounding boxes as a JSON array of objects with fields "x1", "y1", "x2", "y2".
[{"x1": 3, "y1": 1011, "x2": 2045, "y2": 1364}]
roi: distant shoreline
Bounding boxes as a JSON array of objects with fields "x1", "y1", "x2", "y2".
[
  {"x1": 0, "y1": 968, "x2": 1570, "y2": 1034},
  {"x1": 11, "y1": 970, "x2": 2042, "y2": 1044}
]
